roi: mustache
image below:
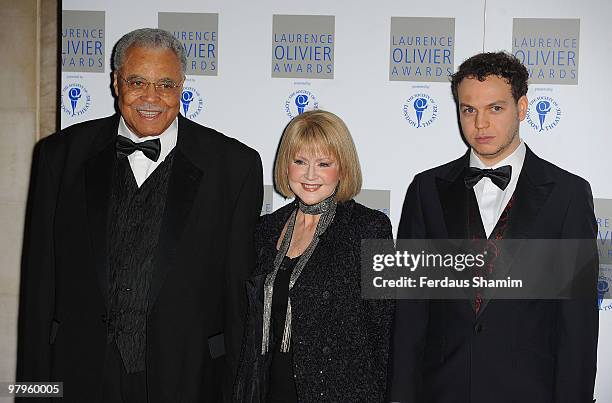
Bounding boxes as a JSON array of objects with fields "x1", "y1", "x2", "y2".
[{"x1": 132, "y1": 104, "x2": 166, "y2": 112}]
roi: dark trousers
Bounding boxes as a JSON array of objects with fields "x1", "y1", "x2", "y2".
[{"x1": 102, "y1": 343, "x2": 148, "y2": 403}]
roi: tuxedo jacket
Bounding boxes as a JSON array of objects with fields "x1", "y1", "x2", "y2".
[
  {"x1": 389, "y1": 146, "x2": 598, "y2": 403},
  {"x1": 17, "y1": 114, "x2": 263, "y2": 402}
]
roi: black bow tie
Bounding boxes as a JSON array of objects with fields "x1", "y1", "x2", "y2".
[
  {"x1": 116, "y1": 136, "x2": 161, "y2": 162},
  {"x1": 464, "y1": 165, "x2": 512, "y2": 190}
]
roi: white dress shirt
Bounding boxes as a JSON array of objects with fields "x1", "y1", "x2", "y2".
[
  {"x1": 469, "y1": 140, "x2": 526, "y2": 238},
  {"x1": 117, "y1": 117, "x2": 178, "y2": 187}
]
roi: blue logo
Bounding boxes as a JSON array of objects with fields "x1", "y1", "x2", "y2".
[
  {"x1": 285, "y1": 90, "x2": 319, "y2": 119},
  {"x1": 413, "y1": 97, "x2": 429, "y2": 127},
  {"x1": 180, "y1": 87, "x2": 204, "y2": 121},
  {"x1": 181, "y1": 91, "x2": 194, "y2": 115},
  {"x1": 68, "y1": 87, "x2": 81, "y2": 115},
  {"x1": 535, "y1": 100, "x2": 551, "y2": 132},
  {"x1": 598, "y1": 278, "x2": 610, "y2": 310},
  {"x1": 598, "y1": 264, "x2": 612, "y2": 311},
  {"x1": 403, "y1": 93, "x2": 438, "y2": 128},
  {"x1": 295, "y1": 94, "x2": 309, "y2": 115},
  {"x1": 526, "y1": 96, "x2": 561, "y2": 133},
  {"x1": 60, "y1": 82, "x2": 91, "y2": 118}
]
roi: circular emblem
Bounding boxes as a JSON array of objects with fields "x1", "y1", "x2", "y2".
[
  {"x1": 525, "y1": 96, "x2": 562, "y2": 133},
  {"x1": 402, "y1": 93, "x2": 438, "y2": 128},
  {"x1": 60, "y1": 83, "x2": 91, "y2": 117},
  {"x1": 285, "y1": 90, "x2": 319, "y2": 119},
  {"x1": 598, "y1": 266, "x2": 612, "y2": 311},
  {"x1": 599, "y1": 279, "x2": 610, "y2": 294},
  {"x1": 180, "y1": 87, "x2": 205, "y2": 120}
]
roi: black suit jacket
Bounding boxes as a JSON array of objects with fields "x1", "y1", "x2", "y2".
[
  {"x1": 17, "y1": 114, "x2": 263, "y2": 402},
  {"x1": 389, "y1": 146, "x2": 598, "y2": 403}
]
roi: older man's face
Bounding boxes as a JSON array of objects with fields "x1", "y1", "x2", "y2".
[{"x1": 113, "y1": 46, "x2": 183, "y2": 138}]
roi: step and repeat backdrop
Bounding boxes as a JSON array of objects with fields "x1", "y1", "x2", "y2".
[{"x1": 61, "y1": 0, "x2": 612, "y2": 398}]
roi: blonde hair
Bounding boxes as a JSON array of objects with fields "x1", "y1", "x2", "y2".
[{"x1": 274, "y1": 110, "x2": 362, "y2": 202}]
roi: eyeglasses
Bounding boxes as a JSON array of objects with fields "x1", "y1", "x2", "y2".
[{"x1": 117, "y1": 74, "x2": 184, "y2": 96}]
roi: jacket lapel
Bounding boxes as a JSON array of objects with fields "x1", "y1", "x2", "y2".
[
  {"x1": 148, "y1": 117, "x2": 204, "y2": 311},
  {"x1": 503, "y1": 147, "x2": 555, "y2": 240},
  {"x1": 436, "y1": 152, "x2": 471, "y2": 239},
  {"x1": 84, "y1": 116, "x2": 120, "y2": 308},
  {"x1": 433, "y1": 154, "x2": 479, "y2": 313}
]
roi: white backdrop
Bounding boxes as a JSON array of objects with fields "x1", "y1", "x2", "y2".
[{"x1": 61, "y1": 0, "x2": 612, "y2": 399}]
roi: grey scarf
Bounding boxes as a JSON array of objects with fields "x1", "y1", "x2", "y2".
[{"x1": 261, "y1": 195, "x2": 337, "y2": 354}]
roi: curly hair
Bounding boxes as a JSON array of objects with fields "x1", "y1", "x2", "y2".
[{"x1": 451, "y1": 51, "x2": 528, "y2": 103}]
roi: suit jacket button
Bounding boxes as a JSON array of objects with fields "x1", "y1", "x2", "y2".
[
  {"x1": 322, "y1": 291, "x2": 330, "y2": 299},
  {"x1": 474, "y1": 323, "x2": 485, "y2": 334}
]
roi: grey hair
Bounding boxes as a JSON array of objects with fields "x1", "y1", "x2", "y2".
[{"x1": 112, "y1": 28, "x2": 187, "y2": 74}]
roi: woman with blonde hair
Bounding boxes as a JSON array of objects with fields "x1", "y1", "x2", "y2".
[{"x1": 234, "y1": 110, "x2": 393, "y2": 402}]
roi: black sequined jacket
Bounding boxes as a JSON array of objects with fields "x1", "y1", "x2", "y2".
[{"x1": 234, "y1": 199, "x2": 394, "y2": 402}]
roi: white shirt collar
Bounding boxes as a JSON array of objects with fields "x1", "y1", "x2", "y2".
[
  {"x1": 469, "y1": 139, "x2": 526, "y2": 175},
  {"x1": 117, "y1": 116, "x2": 178, "y2": 163},
  {"x1": 468, "y1": 140, "x2": 526, "y2": 238}
]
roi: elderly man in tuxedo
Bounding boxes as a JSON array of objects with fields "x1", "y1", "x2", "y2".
[
  {"x1": 389, "y1": 52, "x2": 598, "y2": 403},
  {"x1": 17, "y1": 28, "x2": 262, "y2": 402}
]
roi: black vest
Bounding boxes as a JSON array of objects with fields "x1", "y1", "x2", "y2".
[
  {"x1": 105, "y1": 153, "x2": 174, "y2": 373},
  {"x1": 467, "y1": 192, "x2": 514, "y2": 240},
  {"x1": 467, "y1": 191, "x2": 515, "y2": 313}
]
